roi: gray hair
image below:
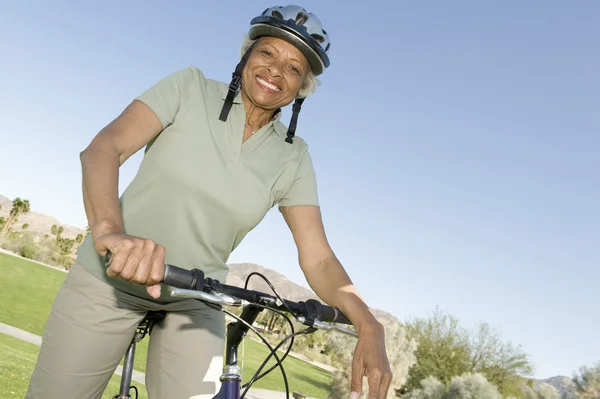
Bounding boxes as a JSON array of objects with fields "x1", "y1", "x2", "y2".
[{"x1": 240, "y1": 35, "x2": 320, "y2": 98}]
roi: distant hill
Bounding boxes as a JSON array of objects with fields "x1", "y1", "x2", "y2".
[{"x1": 0, "y1": 195, "x2": 85, "y2": 241}]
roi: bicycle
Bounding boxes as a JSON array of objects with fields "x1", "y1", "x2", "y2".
[{"x1": 105, "y1": 252, "x2": 358, "y2": 399}]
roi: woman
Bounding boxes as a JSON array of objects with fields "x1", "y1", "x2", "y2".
[{"x1": 26, "y1": 5, "x2": 392, "y2": 399}]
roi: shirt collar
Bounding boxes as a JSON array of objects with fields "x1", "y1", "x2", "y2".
[{"x1": 220, "y1": 84, "x2": 286, "y2": 136}]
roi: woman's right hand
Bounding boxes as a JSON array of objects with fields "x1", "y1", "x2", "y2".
[{"x1": 94, "y1": 233, "x2": 166, "y2": 299}]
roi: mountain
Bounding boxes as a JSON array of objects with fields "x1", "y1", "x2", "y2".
[{"x1": 0, "y1": 195, "x2": 85, "y2": 240}]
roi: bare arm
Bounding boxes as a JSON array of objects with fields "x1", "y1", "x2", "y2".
[
  {"x1": 280, "y1": 205, "x2": 381, "y2": 333},
  {"x1": 80, "y1": 100, "x2": 163, "y2": 242},
  {"x1": 281, "y1": 204, "x2": 392, "y2": 398}
]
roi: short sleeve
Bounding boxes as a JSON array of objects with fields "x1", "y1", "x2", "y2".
[
  {"x1": 135, "y1": 66, "x2": 203, "y2": 129},
  {"x1": 278, "y1": 149, "x2": 320, "y2": 208}
]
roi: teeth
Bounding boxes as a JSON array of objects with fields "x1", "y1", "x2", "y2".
[{"x1": 257, "y1": 77, "x2": 280, "y2": 91}]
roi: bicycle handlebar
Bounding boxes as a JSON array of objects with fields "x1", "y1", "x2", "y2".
[{"x1": 104, "y1": 252, "x2": 352, "y2": 326}]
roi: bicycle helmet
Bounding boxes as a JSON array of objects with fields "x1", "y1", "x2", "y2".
[{"x1": 219, "y1": 5, "x2": 331, "y2": 144}]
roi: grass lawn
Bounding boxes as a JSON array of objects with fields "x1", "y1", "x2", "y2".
[
  {"x1": 0, "y1": 252, "x2": 333, "y2": 398},
  {"x1": 0, "y1": 332, "x2": 147, "y2": 399}
]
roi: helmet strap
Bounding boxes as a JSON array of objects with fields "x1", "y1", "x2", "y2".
[
  {"x1": 285, "y1": 97, "x2": 305, "y2": 144},
  {"x1": 219, "y1": 44, "x2": 256, "y2": 122}
]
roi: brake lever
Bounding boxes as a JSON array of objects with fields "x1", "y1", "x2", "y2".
[
  {"x1": 168, "y1": 287, "x2": 248, "y2": 307},
  {"x1": 297, "y1": 316, "x2": 358, "y2": 338}
]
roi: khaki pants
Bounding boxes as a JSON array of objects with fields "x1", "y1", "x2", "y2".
[{"x1": 26, "y1": 262, "x2": 226, "y2": 399}]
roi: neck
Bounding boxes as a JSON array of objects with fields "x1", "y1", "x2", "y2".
[{"x1": 241, "y1": 94, "x2": 274, "y2": 132}]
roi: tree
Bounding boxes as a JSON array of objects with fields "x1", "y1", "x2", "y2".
[
  {"x1": 403, "y1": 376, "x2": 445, "y2": 399},
  {"x1": 572, "y1": 361, "x2": 600, "y2": 398},
  {"x1": 468, "y1": 323, "x2": 533, "y2": 396},
  {"x1": 401, "y1": 308, "x2": 533, "y2": 397},
  {"x1": 75, "y1": 233, "x2": 83, "y2": 244},
  {"x1": 522, "y1": 382, "x2": 560, "y2": 399},
  {"x1": 22, "y1": 223, "x2": 29, "y2": 230},
  {"x1": 49, "y1": 223, "x2": 76, "y2": 262},
  {"x1": 403, "y1": 373, "x2": 503, "y2": 399},
  {"x1": 444, "y1": 373, "x2": 502, "y2": 399},
  {"x1": 51, "y1": 224, "x2": 64, "y2": 238},
  {"x1": 402, "y1": 308, "x2": 472, "y2": 392},
  {"x1": 0, "y1": 197, "x2": 31, "y2": 243}
]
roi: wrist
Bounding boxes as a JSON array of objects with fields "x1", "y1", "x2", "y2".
[
  {"x1": 350, "y1": 311, "x2": 384, "y2": 335},
  {"x1": 90, "y1": 220, "x2": 123, "y2": 241},
  {"x1": 337, "y1": 299, "x2": 382, "y2": 335},
  {"x1": 355, "y1": 319, "x2": 385, "y2": 337}
]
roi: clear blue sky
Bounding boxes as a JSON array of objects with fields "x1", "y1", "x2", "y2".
[{"x1": 1, "y1": 0, "x2": 598, "y2": 379}]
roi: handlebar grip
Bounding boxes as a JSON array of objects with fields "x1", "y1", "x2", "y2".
[
  {"x1": 104, "y1": 251, "x2": 113, "y2": 268},
  {"x1": 104, "y1": 251, "x2": 205, "y2": 291},
  {"x1": 163, "y1": 264, "x2": 205, "y2": 291},
  {"x1": 301, "y1": 299, "x2": 352, "y2": 325},
  {"x1": 317, "y1": 303, "x2": 352, "y2": 325}
]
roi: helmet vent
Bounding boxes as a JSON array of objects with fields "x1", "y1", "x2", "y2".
[
  {"x1": 295, "y1": 11, "x2": 308, "y2": 25},
  {"x1": 311, "y1": 33, "x2": 325, "y2": 43},
  {"x1": 271, "y1": 10, "x2": 284, "y2": 19}
]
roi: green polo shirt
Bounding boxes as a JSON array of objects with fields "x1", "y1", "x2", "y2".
[{"x1": 76, "y1": 66, "x2": 319, "y2": 301}]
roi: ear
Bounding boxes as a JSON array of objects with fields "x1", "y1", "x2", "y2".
[{"x1": 296, "y1": 76, "x2": 310, "y2": 98}]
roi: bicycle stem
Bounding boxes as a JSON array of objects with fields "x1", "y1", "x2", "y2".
[
  {"x1": 226, "y1": 306, "x2": 263, "y2": 365},
  {"x1": 212, "y1": 305, "x2": 264, "y2": 399}
]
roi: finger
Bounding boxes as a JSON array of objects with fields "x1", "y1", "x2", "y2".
[
  {"x1": 367, "y1": 370, "x2": 383, "y2": 399},
  {"x1": 132, "y1": 240, "x2": 155, "y2": 285},
  {"x1": 380, "y1": 370, "x2": 393, "y2": 399},
  {"x1": 118, "y1": 245, "x2": 144, "y2": 281},
  {"x1": 350, "y1": 351, "x2": 365, "y2": 398},
  {"x1": 146, "y1": 284, "x2": 161, "y2": 299},
  {"x1": 147, "y1": 244, "x2": 166, "y2": 286},
  {"x1": 106, "y1": 240, "x2": 132, "y2": 279}
]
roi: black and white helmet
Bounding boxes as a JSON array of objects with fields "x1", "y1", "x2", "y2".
[{"x1": 249, "y1": 5, "x2": 331, "y2": 76}]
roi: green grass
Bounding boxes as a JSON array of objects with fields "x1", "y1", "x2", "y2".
[
  {"x1": 0, "y1": 252, "x2": 333, "y2": 398},
  {"x1": 0, "y1": 333, "x2": 147, "y2": 399}
]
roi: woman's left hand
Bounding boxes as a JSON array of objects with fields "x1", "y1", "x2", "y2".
[{"x1": 350, "y1": 322, "x2": 393, "y2": 399}]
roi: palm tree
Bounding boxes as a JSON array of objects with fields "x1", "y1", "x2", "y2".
[
  {"x1": 0, "y1": 197, "x2": 30, "y2": 243},
  {"x1": 51, "y1": 224, "x2": 64, "y2": 238}
]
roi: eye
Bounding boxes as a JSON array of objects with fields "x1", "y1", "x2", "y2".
[
  {"x1": 260, "y1": 49, "x2": 273, "y2": 57},
  {"x1": 288, "y1": 65, "x2": 301, "y2": 75}
]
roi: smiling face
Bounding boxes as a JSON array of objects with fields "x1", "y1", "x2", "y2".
[{"x1": 240, "y1": 36, "x2": 311, "y2": 112}]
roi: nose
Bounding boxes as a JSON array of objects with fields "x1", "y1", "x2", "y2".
[{"x1": 267, "y1": 58, "x2": 284, "y2": 78}]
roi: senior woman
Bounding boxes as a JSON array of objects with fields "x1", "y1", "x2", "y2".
[{"x1": 26, "y1": 5, "x2": 392, "y2": 399}]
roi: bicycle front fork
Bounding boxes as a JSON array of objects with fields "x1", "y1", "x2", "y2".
[{"x1": 212, "y1": 365, "x2": 242, "y2": 399}]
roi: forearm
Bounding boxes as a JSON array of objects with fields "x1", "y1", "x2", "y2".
[
  {"x1": 80, "y1": 144, "x2": 124, "y2": 241},
  {"x1": 302, "y1": 254, "x2": 381, "y2": 334}
]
